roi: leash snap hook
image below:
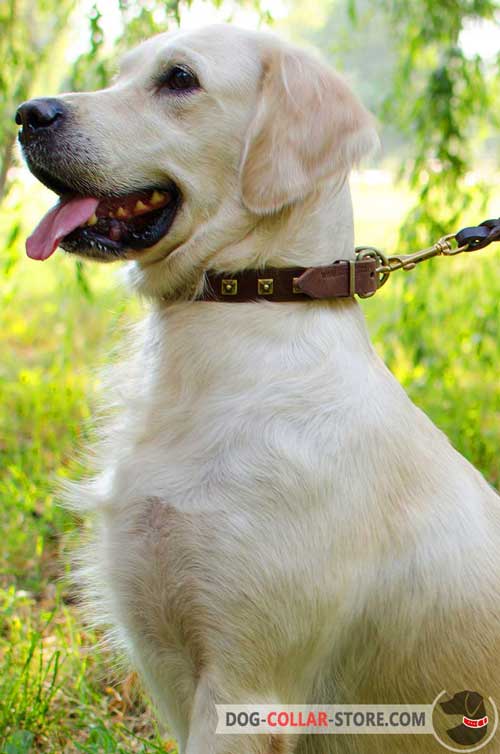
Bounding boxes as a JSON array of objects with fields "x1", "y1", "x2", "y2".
[
  {"x1": 438, "y1": 232, "x2": 469, "y2": 256},
  {"x1": 371, "y1": 233, "x2": 469, "y2": 279}
]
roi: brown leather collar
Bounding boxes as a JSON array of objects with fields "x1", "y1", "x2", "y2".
[{"x1": 198, "y1": 258, "x2": 378, "y2": 302}]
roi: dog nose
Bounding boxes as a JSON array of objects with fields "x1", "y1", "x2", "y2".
[{"x1": 15, "y1": 98, "x2": 66, "y2": 132}]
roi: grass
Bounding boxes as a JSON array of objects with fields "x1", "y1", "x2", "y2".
[
  {"x1": 0, "y1": 205, "x2": 171, "y2": 751},
  {"x1": 0, "y1": 174, "x2": 499, "y2": 752}
]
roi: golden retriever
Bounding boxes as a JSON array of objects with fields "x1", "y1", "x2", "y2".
[{"x1": 17, "y1": 23, "x2": 500, "y2": 754}]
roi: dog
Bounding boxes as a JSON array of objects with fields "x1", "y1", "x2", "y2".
[{"x1": 17, "y1": 23, "x2": 500, "y2": 754}]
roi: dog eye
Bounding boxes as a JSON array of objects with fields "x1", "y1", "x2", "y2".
[{"x1": 161, "y1": 65, "x2": 199, "y2": 92}]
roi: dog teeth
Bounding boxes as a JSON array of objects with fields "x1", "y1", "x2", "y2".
[
  {"x1": 150, "y1": 191, "x2": 164, "y2": 206},
  {"x1": 85, "y1": 192, "x2": 169, "y2": 230}
]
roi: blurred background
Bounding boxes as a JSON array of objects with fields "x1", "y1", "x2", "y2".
[{"x1": 1, "y1": 1, "x2": 499, "y2": 751}]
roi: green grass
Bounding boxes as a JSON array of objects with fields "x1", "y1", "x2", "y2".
[
  {"x1": 0, "y1": 174, "x2": 498, "y2": 752},
  {"x1": 0, "y1": 233, "x2": 173, "y2": 751}
]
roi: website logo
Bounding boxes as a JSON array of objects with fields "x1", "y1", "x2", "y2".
[
  {"x1": 216, "y1": 693, "x2": 498, "y2": 751},
  {"x1": 432, "y1": 690, "x2": 498, "y2": 752}
]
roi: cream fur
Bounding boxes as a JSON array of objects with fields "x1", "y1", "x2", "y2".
[{"x1": 53, "y1": 24, "x2": 500, "y2": 754}]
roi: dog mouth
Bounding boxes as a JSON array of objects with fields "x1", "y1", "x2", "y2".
[{"x1": 26, "y1": 174, "x2": 181, "y2": 262}]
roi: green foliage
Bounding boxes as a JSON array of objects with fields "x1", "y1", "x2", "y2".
[
  {"x1": 287, "y1": 0, "x2": 499, "y2": 245},
  {"x1": 398, "y1": 46, "x2": 490, "y2": 243},
  {"x1": 0, "y1": 0, "x2": 77, "y2": 198},
  {"x1": 68, "y1": 1, "x2": 191, "y2": 92},
  {"x1": 358, "y1": 0, "x2": 500, "y2": 247}
]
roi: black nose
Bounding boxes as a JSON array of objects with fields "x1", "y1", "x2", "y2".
[{"x1": 15, "y1": 98, "x2": 66, "y2": 132}]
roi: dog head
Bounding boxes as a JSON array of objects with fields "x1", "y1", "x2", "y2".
[{"x1": 17, "y1": 24, "x2": 377, "y2": 293}]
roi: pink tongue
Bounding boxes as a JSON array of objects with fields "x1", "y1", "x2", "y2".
[{"x1": 26, "y1": 196, "x2": 99, "y2": 261}]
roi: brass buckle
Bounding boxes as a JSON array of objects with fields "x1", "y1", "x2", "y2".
[{"x1": 355, "y1": 247, "x2": 389, "y2": 296}]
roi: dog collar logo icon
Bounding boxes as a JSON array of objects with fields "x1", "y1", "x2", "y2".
[
  {"x1": 432, "y1": 690, "x2": 498, "y2": 752},
  {"x1": 441, "y1": 691, "x2": 488, "y2": 746}
]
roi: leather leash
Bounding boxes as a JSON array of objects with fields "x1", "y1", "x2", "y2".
[{"x1": 198, "y1": 217, "x2": 500, "y2": 303}]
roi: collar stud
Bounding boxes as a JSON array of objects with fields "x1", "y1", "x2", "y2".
[
  {"x1": 221, "y1": 279, "x2": 238, "y2": 295},
  {"x1": 258, "y1": 278, "x2": 274, "y2": 295}
]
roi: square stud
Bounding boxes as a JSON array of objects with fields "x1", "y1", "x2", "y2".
[
  {"x1": 258, "y1": 278, "x2": 274, "y2": 295},
  {"x1": 221, "y1": 279, "x2": 238, "y2": 296}
]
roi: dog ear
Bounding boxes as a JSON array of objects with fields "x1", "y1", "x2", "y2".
[{"x1": 239, "y1": 45, "x2": 378, "y2": 214}]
